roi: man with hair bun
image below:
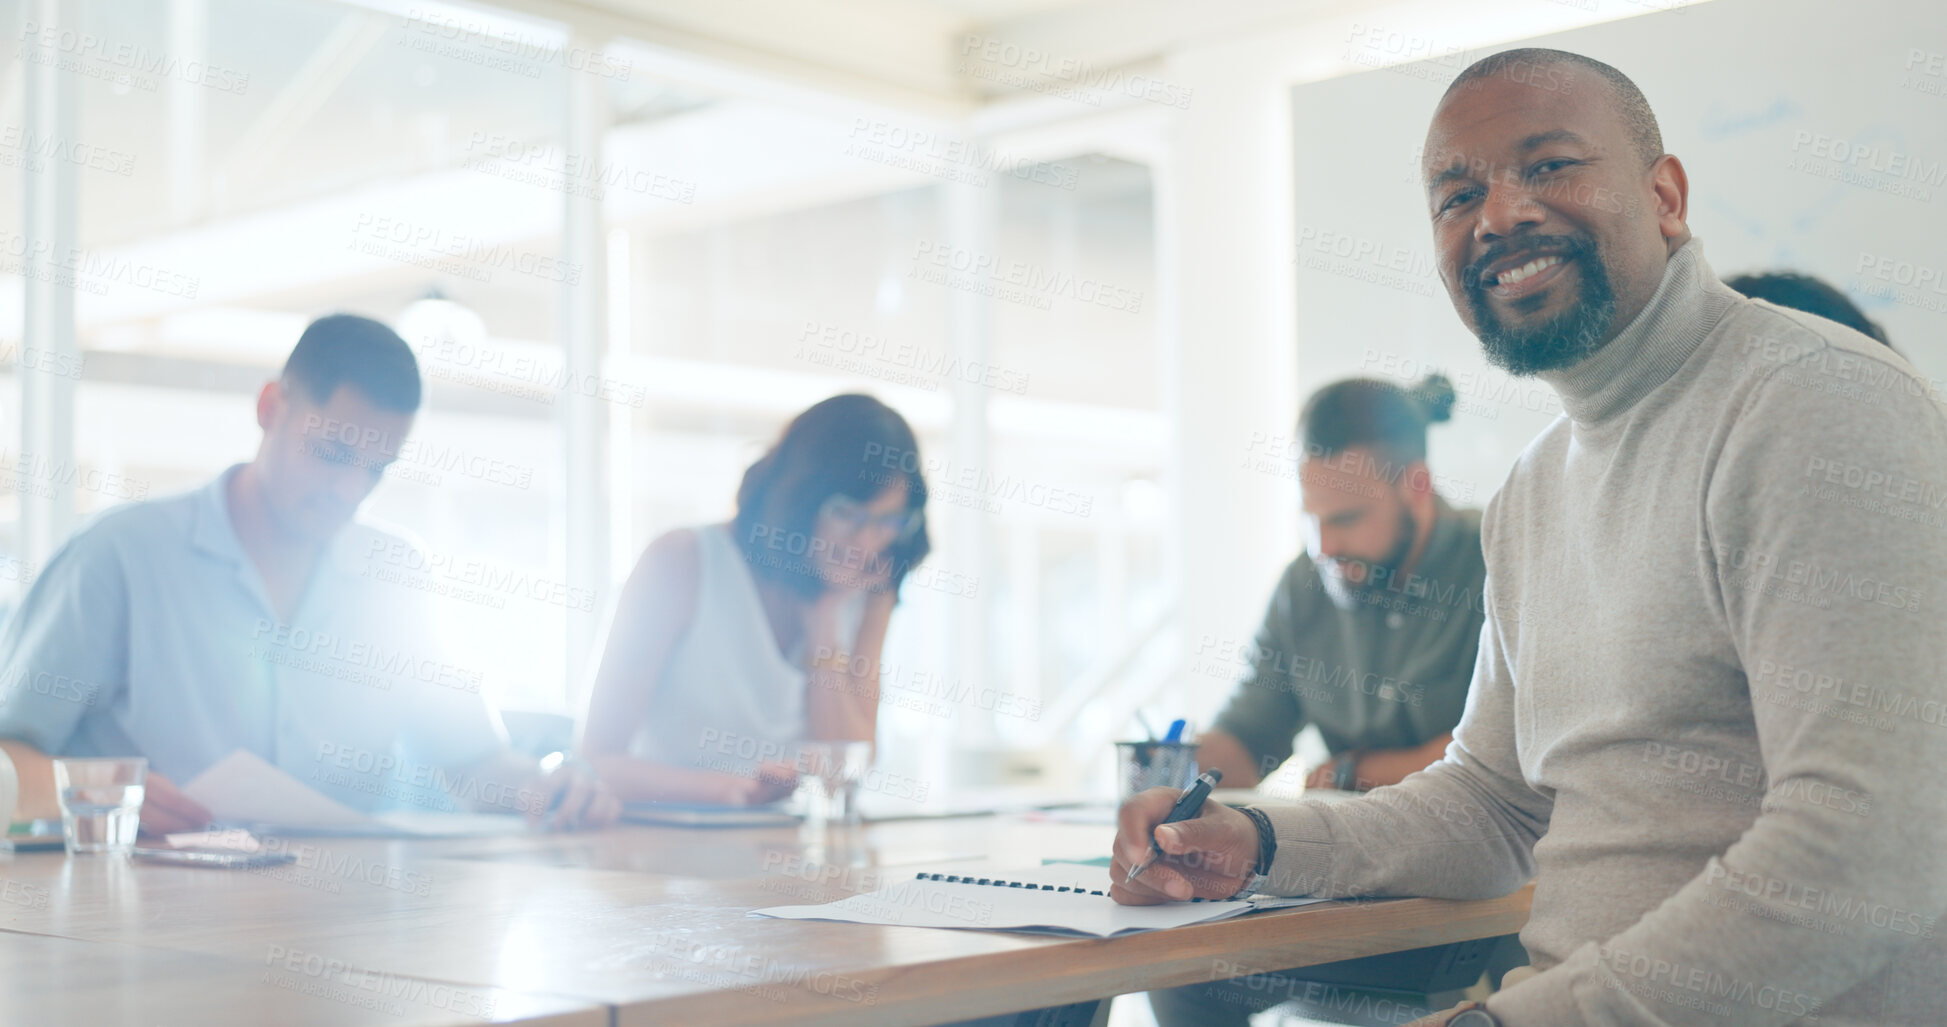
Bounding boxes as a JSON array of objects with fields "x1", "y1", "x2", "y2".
[
  {"x1": 1154, "y1": 372, "x2": 1493, "y2": 1025},
  {"x1": 1196, "y1": 372, "x2": 1486, "y2": 796}
]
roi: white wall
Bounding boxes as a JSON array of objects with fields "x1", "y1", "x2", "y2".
[{"x1": 1292, "y1": 0, "x2": 1947, "y2": 507}]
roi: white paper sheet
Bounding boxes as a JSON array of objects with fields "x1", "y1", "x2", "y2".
[
  {"x1": 183, "y1": 750, "x2": 382, "y2": 831},
  {"x1": 161, "y1": 829, "x2": 265, "y2": 852}
]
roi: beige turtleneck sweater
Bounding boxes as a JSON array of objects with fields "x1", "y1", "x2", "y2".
[{"x1": 1260, "y1": 240, "x2": 1947, "y2": 1025}]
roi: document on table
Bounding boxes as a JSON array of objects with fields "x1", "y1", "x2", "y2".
[
  {"x1": 184, "y1": 750, "x2": 377, "y2": 830},
  {"x1": 183, "y1": 750, "x2": 529, "y2": 838},
  {"x1": 623, "y1": 802, "x2": 801, "y2": 828},
  {"x1": 752, "y1": 862, "x2": 1329, "y2": 938},
  {"x1": 856, "y1": 789, "x2": 1098, "y2": 822}
]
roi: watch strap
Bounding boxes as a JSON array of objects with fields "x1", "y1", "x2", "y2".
[
  {"x1": 1332, "y1": 751, "x2": 1360, "y2": 791},
  {"x1": 1233, "y1": 805, "x2": 1277, "y2": 877}
]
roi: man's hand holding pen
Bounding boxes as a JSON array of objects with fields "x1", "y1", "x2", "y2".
[{"x1": 1110, "y1": 784, "x2": 1264, "y2": 905}]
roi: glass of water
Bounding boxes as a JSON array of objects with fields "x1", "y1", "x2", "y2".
[
  {"x1": 792, "y1": 741, "x2": 872, "y2": 833},
  {"x1": 52, "y1": 757, "x2": 147, "y2": 855}
]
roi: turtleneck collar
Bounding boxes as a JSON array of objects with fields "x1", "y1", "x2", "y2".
[{"x1": 1538, "y1": 238, "x2": 1735, "y2": 426}]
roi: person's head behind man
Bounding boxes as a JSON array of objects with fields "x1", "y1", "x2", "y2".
[
  {"x1": 253, "y1": 314, "x2": 422, "y2": 544},
  {"x1": 1724, "y1": 271, "x2": 1891, "y2": 347},
  {"x1": 1424, "y1": 48, "x2": 1689, "y2": 375},
  {"x1": 1298, "y1": 375, "x2": 1454, "y2": 603}
]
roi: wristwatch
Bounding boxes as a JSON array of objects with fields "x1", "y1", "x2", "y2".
[
  {"x1": 1332, "y1": 750, "x2": 1360, "y2": 791},
  {"x1": 1446, "y1": 1002, "x2": 1500, "y2": 1026}
]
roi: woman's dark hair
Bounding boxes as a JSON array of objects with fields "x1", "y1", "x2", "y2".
[
  {"x1": 732, "y1": 394, "x2": 931, "y2": 600},
  {"x1": 1299, "y1": 374, "x2": 1455, "y2": 467},
  {"x1": 1724, "y1": 271, "x2": 1890, "y2": 347}
]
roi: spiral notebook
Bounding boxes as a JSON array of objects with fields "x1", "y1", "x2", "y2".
[{"x1": 751, "y1": 862, "x2": 1326, "y2": 938}]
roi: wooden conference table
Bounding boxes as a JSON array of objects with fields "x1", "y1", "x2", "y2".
[{"x1": 0, "y1": 807, "x2": 1531, "y2": 1026}]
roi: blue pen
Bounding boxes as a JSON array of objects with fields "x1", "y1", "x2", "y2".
[{"x1": 1162, "y1": 719, "x2": 1186, "y2": 743}]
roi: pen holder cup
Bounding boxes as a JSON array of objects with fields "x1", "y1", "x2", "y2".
[{"x1": 1115, "y1": 742, "x2": 1199, "y2": 803}]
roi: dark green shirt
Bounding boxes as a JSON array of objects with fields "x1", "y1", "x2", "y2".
[{"x1": 1212, "y1": 502, "x2": 1487, "y2": 773}]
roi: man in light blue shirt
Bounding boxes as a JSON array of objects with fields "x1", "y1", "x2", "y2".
[{"x1": 0, "y1": 314, "x2": 618, "y2": 832}]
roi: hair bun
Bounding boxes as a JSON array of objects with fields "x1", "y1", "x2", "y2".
[{"x1": 1410, "y1": 374, "x2": 1457, "y2": 424}]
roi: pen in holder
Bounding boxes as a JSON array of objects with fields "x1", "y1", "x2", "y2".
[{"x1": 1114, "y1": 741, "x2": 1199, "y2": 802}]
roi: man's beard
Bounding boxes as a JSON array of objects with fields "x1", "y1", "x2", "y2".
[
  {"x1": 1317, "y1": 507, "x2": 1418, "y2": 611},
  {"x1": 1464, "y1": 233, "x2": 1618, "y2": 376}
]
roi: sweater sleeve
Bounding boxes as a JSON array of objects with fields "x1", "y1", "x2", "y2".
[
  {"x1": 1487, "y1": 347, "x2": 1947, "y2": 1025},
  {"x1": 1260, "y1": 525, "x2": 1554, "y2": 900}
]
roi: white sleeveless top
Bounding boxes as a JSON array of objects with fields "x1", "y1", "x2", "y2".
[{"x1": 627, "y1": 524, "x2": 867, "y2": 773}]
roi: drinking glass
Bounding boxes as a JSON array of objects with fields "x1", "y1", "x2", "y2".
[
  {"x1": 792, "y1": 741, "x2": 872, "y2": 833},
  {"x1": 52, "y1": 757, "x2": 147, "y2": 855}
]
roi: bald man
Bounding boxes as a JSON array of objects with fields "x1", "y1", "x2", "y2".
[{"x1": 1124, "y1": 49, "x2": 1946, "y2": 1027}]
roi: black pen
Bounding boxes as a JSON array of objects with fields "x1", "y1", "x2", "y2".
[{"x1": 1125, "y1": 769, "x2": 1222, "y2": 884}]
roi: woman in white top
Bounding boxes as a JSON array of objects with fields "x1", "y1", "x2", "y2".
[{"x1": 581, "y1": 395, "x2": 931, "y2": 805}]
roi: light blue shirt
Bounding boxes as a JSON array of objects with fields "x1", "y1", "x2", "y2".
[{"x1": 0, "y1": 466, "x2": 506, "y2": 812}]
